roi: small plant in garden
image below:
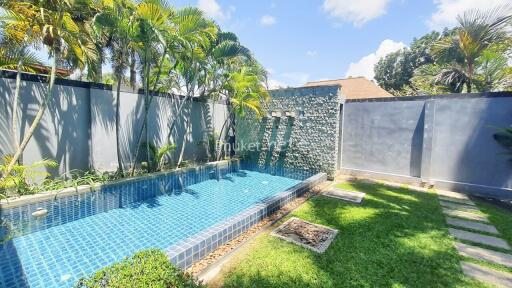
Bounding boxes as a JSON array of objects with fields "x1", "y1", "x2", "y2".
[
  {"x1": 75, "y1": 249, "x2": 205, "y2": 288},
  {"x1": 0, "y1": 155, "x2": 57, "y2": 198},
  {"x1": 35, "y1": 169, "x2": 122, "y2": 193},
  {"x1": 141, "y1": 142, "x2": 177, "y2": 172}
]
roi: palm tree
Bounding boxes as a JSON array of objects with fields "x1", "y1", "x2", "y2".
[
  {"x1": 1, "y1": 0, "x2": 97, "y2": 179},
  {"x1": 0, "y1": 2, "x2": 43, "y2": 161},
  {"x1": 128, "y1": 0, "x2": 173, "y2": 175},
  {"x1": 432, "y1": 7, "x2": 512, "y2": 92},
  {"x1": 216, "y1": 62, "x2": 269, "y2": 161},
  {"x1": 130, "y1": 6, "x2": 216, "y2": 174},
  {"x1": 94, "y1": 0, "x2": 137, "y2": 174}
]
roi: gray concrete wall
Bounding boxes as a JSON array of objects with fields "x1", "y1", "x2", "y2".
[
  {"x1": 341, "y1": 93, "x2": 512, "y2": 198},
  {"x1": 0, "y1": 72, "x2": 228, "y2": 175},
  {"x1": 236, "y1": 85, "x2": 341, "y2": 178},
  {"x1": 0, "y1": 75, "x2": 91, "y2": 175}
]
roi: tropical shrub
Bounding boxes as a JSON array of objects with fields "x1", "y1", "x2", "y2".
[
  {"x1": 75, "y1": 249, "x2": 205, "y2": 288},
  {"x1": 0, "y1": 155, "x2": 57, "y2": 198}
]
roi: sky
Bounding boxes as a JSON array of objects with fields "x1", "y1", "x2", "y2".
[
  {"x1": 168, "y1": 0, "x2": 505, "y2": 88},
  {"x1": 32, "y1": 0, "x2": 506, "y2": 88}
]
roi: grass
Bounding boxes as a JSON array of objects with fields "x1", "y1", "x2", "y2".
[{"x1": 215, "y1": 181, "x2": 487, "y2": 288}]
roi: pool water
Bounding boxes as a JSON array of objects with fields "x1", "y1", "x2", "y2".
[{"x1": 0, "y1": 167, "x2": 305, "y2": 288}]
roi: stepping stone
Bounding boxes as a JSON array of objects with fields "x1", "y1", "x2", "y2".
[
  {"x1": 324, "y1": 188, "x2": 365, "y2": 203},
  {"x1": 461, "y1": 262, "x2": 512, "y2": 287},
  {"x1": 455, "y1": 242, "x2": 512, "y2": 268},
  {"x1": 440, "y1": 201, "x2": 479, "y2": 212},
  {"x1": 446, "y1": 217, "x2": 499, "y2": 235},
  {"x1": 449, "y1": 228, "x2": 510, "y2": 250},
  {"x1": 439, "y1": 195, "x2": 475, "y2": 206},
  {"x1": 442, "y1": 208, "x2": 489, "y2": 223},
  {"x1": 437, "y1": 190, "x2": 469, "y2": 200}
]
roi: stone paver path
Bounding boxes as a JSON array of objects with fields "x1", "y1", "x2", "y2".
[
  {"x1": 440, "y1": 200, "x2": 480, "y2": 212},
  {"x1": 461, "y1": 262, "x2": 512, "y2": 287},
  {"x1": 449, "y1": 228, "x2": 510, "y2": 250},
  {"x1": 442, "y1": 208, "x2": 489, "y2": 223},
  {"x1": 437, "y1": 190, "x2": 512, "y2": 287},
  {"x1": 439, "y1": 195, "x2": 475, "y2": 205},
  {"x1": 455, "y1": 242, "x2": 512, "y2": 268},
  {"x1": 446, "y1": 217, "x2": 499, "y2": 235}
]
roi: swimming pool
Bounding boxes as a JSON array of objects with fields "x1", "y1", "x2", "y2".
[{"x1": 0, "y1": 161, "x2": 322, "y2": 288}]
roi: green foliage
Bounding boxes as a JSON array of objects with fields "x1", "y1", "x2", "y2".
[
  {"x1": 76, "y1": 249, "x2": 205, "y2": 288},
  {"x1": 35, "y1": 169, "x2": 122, "y2": 193},
  {"x1": 374, "y1": 31, "x2": 441, "y2": 92},
  {"x1": 375, "y1": 6, "x2": 512, "y2": 95},
  {"x1": 0, "y1": 155, "x2": 58, "y2": 197},
  {"x1": 140, "y1": 142, "x2": 176, "y2": 172}
]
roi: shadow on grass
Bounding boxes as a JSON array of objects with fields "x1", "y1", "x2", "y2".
[{"x1": 221, "y1": 180, "x2": 485, "y2": 288}]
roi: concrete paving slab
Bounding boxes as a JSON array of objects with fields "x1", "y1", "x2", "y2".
[
  {"x1": 446, "y1": 217, "x2": 499, "y2": 235},
  {"x1": 455, "y1": 242, "x2": 512, "y2": 268},
  {"x1": 461, "y1": 262, "x2": 512, "y2": 287},
  {"x1": 324, "y1": 188, "x2": 365, "y2": 203},
  {"x1": 449, "y1": 228, "x2": 510, "y2": 250},
  {"x1": 442, "y1": 208, "x2": 489, "y2": 223},
  {"x1": 438, "y1": 195, "x2": 475, "y2": 206},
  {"x1": 440, "y1": 201, "x2": 479, "y2": 212},
  {"x1": 437, "y1": 190, "x2": 469, "y2": 200}
]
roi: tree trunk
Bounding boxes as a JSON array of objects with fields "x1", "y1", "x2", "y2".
[
  {"x1": 129, "y1": 50, "x2": 168, "y2": 176},
  {"x1": 129, "y1": 50, "x2": 137, "y2": 89},
  {"x1": 216, "y1": 111, "x2": 234, "y2": 161},
  {"x1": 144, "y1": 52, "x2": 150, "y2": 171},
  {"x1": 177, "y1": 117, "x2": 190, "y2": 168},
  {"x1": 11, "y1": 57, "x2": 23, "y2": 161},
  {"x1": 2, "y1": 51, "x2": 58, "y2": 179},
  {"x1": 467, "y1": 60, "x2": 473, "y2": 93},
  {"x1": 115, "y1": 78, "x2": 123, "y2": 174}
]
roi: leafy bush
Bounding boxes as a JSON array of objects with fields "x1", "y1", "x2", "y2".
[
  {"x1": 35, "y1": 169, "x2": 122, "y2": 193},
  {"x1": 0, "y1": 155, "x2": 58, "y2": 198},
  {"x1": 76, "y1": 249, "x2": 205, "y2": 288},
  {"x1": 140, "y1": 142, "x2": 176, "y2": 172}
]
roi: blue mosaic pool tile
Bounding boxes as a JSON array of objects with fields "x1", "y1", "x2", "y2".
[{"x1": 0, "y1": 162, "x2": 323, "y2": 288}]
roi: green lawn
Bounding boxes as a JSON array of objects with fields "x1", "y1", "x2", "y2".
[{"x1": 217, "y1": 181, "x2": 486, "y2": 288}]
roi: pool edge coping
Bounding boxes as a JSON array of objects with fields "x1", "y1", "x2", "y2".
[
  {"x1": 0, "y1": 160, "x2": 234, "y2": 209},
  {"x1": 165, "y1": 172, "x2": 328, "y2": 270}
]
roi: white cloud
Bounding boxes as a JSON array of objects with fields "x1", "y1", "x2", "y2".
[
  {"x1": 322, "y1": 0, "x2": 392, "y2": 27},
  {"x1": 345, "y1": 39, "x2": 406, "y2": 80},
  {"x1": 428, "y1": 0, "x2": 504, "y2": 30},
  {"x1": 260, "y1": 15, "x2": 276, "y2": 26},
  {"x1": 267, "y1": 78, "x2": 287, "y2": 89},
  {"x1": 306, "y1": 50, "x2": 318, "y2": 57},
  {"x1": 198, "y1": 0, "x2": 234, "y2": 21}
]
